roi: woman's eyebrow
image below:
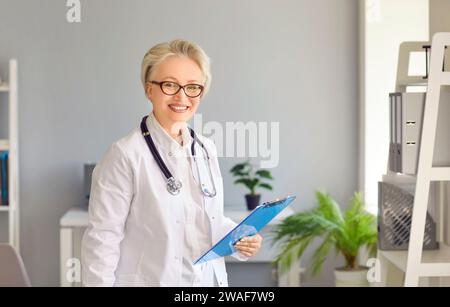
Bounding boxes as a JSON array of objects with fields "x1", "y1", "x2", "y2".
[
  {"x1": 162, "y1": 76, "x2": 178, "y2": 81},
  {"x1": 162, "y1": 76, "x2": 202, "y2": 84}
]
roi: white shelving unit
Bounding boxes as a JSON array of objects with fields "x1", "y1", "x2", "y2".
[
  {"x1": 378, "y1": 33, "x2": 450, "y2": 287},
  {"x1": 0, "y1": 59, "x2": 20, "y2": 252}
]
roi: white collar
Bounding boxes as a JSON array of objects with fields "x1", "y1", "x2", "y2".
[{"x1": 146, "y1": 112, "x2": 192, "y2": 153}]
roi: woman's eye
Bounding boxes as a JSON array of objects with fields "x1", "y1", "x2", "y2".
[
  {"x1": 163, "y1": 82, "x2": 177, "y2": 89},
  {"x1": 186, "y1": 85, "x2": 200, "y2": 91}
]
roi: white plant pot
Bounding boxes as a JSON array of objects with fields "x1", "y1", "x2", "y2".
[{"x1": 334, "y1": 267, "x2": 370, "y2": 287}]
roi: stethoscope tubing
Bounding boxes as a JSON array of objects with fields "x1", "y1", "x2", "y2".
[{"x1": 140, "y1": 115, "x2": 217, "y2": 198}]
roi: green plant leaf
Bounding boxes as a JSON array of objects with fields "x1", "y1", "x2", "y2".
[
  {"x1": 234, "y1": 171, "x2": 250, "y2": 177},
  {"x1": 258, "y1": 183, "x2": 273, "y2": 191},
  {"x1": 311, "y1": 234, "x2": 334, "y2": 276},
  {"x1": 315, "y1": 191, "x2": 344, "y2": 226},
  {"x1": 256, "y1": 170, "x2": 273, "y2": 180},
  {"x1": 234, "y1": 178, "x2": 253, "y2": 188},
  {"x1": 273, "y1": 236, "x2": 313, "y2": 274},
  {"x1": 230, "y1": 163, "x2": 246, "y2": 174}
]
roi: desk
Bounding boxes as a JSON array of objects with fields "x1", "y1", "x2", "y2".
[{"x1": 60, "y1": 206, "x2": 302, "y2": 287}]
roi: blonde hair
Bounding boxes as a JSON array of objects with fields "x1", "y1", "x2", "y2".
[{"x1": 141, "y1": 39, "x2": 212, "y2": 95}]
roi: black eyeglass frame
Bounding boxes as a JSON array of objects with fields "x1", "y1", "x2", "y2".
[{"x1": 150, "y1": 81, "x2": 204, "y2": 98}]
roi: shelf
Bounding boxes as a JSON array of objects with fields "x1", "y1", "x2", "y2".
[
  {"x1": 0, "y1": 83, "x2": 9, "y2": 92},
  {"x1": 0, "y1": 206, "x2": 9, "y2": 212},
  {"x1": 379, "y1": 243, "x2": 450, "y2": 277},
  {"x1": 397, "y1": 69, "x2": 450, "y2": 87},
  {"x1": 0, "y1": 139, "x2": 9, "y2": 151},
  {"x1": 431, "y1": 167, "x2": 450, "y2": 181},
  {"x1": 397, "y1": 80, "x2": 428, "y2": 87}
]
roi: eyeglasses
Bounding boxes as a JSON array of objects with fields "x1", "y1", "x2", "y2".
[{"x1": 150, "y1": 81, "x2": 204, "y2": 98}]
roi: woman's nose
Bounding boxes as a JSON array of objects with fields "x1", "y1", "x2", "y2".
[{"x1": 174, "y1": 88, "x2": 188, "y2": 101}]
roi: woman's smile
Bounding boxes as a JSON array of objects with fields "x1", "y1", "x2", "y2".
[{"x1": 168, "y1": 103, "x2": 190, "y2": 113}]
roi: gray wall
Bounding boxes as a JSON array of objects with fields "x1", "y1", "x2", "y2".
[{"x1": 0, "y1": 0, "x2": 358, "y2": 286}]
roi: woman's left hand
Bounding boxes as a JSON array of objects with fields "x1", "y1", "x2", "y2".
[{"x1": 235, "y1": 234, "x2": 263, "y2": 258}]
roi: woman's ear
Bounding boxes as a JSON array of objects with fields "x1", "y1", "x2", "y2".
[{"x1": 145, "y1": 82, "x2": 153, "y2": 100}]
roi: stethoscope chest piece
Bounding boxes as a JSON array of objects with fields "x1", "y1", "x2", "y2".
[{"x1": 167, "y1": 177, "x2": 182, "y2": 195}]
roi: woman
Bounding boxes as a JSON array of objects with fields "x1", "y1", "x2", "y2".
[{"x1": 81, "y1": 39, "x2": 262, "y2": 287}]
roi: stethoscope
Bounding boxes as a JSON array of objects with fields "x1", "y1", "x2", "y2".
[{"x1": 140, "y1": 116, "x2": 217, "y2": 198}]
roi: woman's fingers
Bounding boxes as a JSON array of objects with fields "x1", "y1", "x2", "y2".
[
  {"x1": 235, "y1": 234, "x2": 263, "y2": 257},
  {"x1": 241, "y1": 236, "x2": 261, "y2": 243},
  {"x1": 235, "y1": 245, "x2": 254, "y2": 252},
  {"x1": 235, "y1": 241, "x2": 259, "y2": 248},
  {"x1": 236, "y1": 235, "x2": 262, "y2": 247}
]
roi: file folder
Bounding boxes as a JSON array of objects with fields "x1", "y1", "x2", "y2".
[
  {"x1": 389, "y1": 94, "x2": 397, "y2": 172},
  {"x1": 0, "y1": 152, "x2": 8, "y2": 206},
  {"x1": 389, "y1": 93, "x2": 425, "y2": 175},
  {"x1": 396, "y1": 93, "x2": 403, "y2": 172},
  {"x1": 194, "y1": 195, "x2": 296, "y2": 265}
]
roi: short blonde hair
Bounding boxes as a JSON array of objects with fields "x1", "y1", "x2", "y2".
[{"x1": 141, "y1": 39, "x2": 212, "y2": 95}]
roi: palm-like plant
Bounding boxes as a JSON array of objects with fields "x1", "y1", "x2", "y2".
[{"x1": 272, "y1": 191, "x2": 377, "y2": 276}]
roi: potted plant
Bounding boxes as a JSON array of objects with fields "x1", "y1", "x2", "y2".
[
  {"x1": 272, "y1": 191, "x2": 377, "y2": 287},
  {"x1": 230, "y1": 160, "x2": 274, "y2": 210}
]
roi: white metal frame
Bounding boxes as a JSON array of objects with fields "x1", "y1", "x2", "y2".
[
  {"x1": 378, "y1": 33, "x2": 450, "y2": 287},
  {"x1": 405, "y1": 33, "x2": 450, "y2": 286},
  {"x1": 0, "y1": 59, "x2": 20, "y2": 252}
]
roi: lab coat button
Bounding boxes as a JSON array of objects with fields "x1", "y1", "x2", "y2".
[{"x1": 168, "y1": 152, "x2": 173, "y2": 157}]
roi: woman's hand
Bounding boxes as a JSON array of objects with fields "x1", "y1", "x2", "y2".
[{"x1": 235, "y1": 234, "x2": 263, "y2": 258}]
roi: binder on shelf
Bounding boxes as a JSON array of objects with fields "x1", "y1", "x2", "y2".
[
  {"x1": 0, "y1": 151, "x2": 8, "y2": 206},
  {"x1": 0, "y1": 154, "x2": 2, "y2": 205},
  {"x1": 389, "y1": 93, "x2": 425, "y2": 175},
  {"x1": 389, "y1": 94, "x2": 396, "y2": 172},
  {"x1": 402, "y1": 93, "x2": 424, "y2": 174},
  {"x1": 396, "y1": 93, "x2": 403, "y2": 172}
]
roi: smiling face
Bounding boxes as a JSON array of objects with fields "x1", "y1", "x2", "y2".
[{"x1": 145, "y1": 56, "x2": 204, "y2": 136}]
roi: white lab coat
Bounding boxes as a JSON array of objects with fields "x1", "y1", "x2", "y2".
[{"x1": 81, "y1": 114, "x2": 245, "y2": 287}]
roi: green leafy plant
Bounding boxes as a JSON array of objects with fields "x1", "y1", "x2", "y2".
[
  {"x1": 272, "y1": 191, "x2": 377, "y2": 276},
  {"x1": 230, "y1": 160, "x2": 274, "y2": 195}
]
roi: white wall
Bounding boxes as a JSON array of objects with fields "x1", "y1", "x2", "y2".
[{"x1": 361, "y1": 0, "x2": 429, "y2": 212}]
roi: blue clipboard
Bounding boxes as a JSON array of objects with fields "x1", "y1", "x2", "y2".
[{"x1": 194, "y1": 195, "x2": 296, "y2": 265}]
